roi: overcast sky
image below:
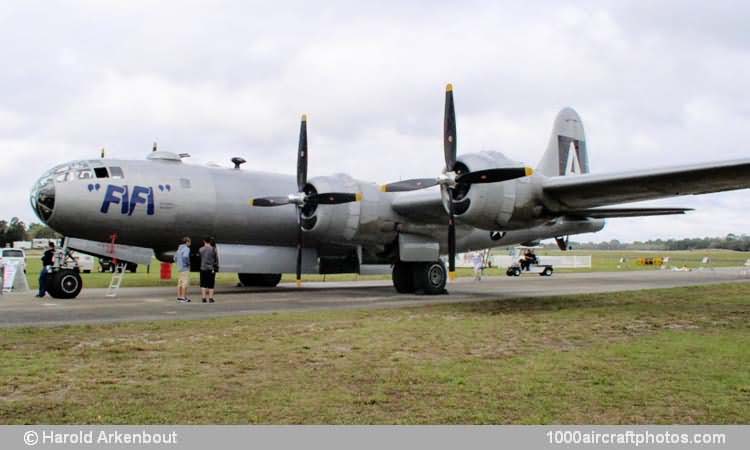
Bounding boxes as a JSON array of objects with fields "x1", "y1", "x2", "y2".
[{"x1": 1, "y1": 0, "x2": 749, "y2": 242}]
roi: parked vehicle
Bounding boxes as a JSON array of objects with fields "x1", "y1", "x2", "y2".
[
  {"x1": 98, "y1": 257, "x2": 138, "y2": 273},
  {"x1": 68, "y1": 251, "x2": 95, "y2": 273},
  {"x1": 0, "y1": 248, "x2": 27, "y2": 272}
]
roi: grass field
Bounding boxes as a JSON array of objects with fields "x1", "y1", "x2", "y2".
[
  {"x1": 1, "y1": 282, "x2": 749, "y2": 424},
  {"x1": 17, "y1": 248, "x2": 750, "y2": 289}
]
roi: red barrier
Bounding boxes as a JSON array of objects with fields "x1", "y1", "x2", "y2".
[{"x1": 160, "y1": 262, "x2": 172, "y2": 280}]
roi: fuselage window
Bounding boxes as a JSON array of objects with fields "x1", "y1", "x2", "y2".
[
  {"x1": 94, "y1": 167, "x2": 109, "y2": 178},
  {"x1": 179, "y1": 178, "x2": 191, "y2": 189},
  {"x1": 109, "y1": 166, "x2": 124, "y2": 178}
]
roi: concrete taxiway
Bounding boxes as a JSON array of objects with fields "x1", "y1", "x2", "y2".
[{"x1": 1, "y1": 268, "x2": 748, "y2": 327}]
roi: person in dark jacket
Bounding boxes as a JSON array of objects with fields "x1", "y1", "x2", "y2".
[
  {"x1": 199, "y1": 237, "x2": 218, "y2": 303},
  {"x1": 36, "y1": 242, "x2": 55, "y2": 298}
]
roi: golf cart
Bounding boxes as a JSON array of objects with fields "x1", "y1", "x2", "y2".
[{"x1": 506, "y1": 246, "x2": 554, "y2": 277}]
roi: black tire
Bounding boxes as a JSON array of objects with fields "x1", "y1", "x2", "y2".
[
  {"x1": 413, "y1": 261, "x2": 447, "y2": 295},
  {"x1": 47, "y1": 269, "x2": 82, "y2": 299},
  {"x1": 506, "y1": 268, "x2": 514, "y2": 277},
  {"x1": 542, "y1": 267, "x2": 553, "y2": 276},
  {"x1": 513, "y1": 268, "x2": 522, "y2": 277},
  {"x1": 392, "y1": 262, "x2": 415, "y2": 293},
  {"x1": 238, "y1": 273, "x2": 282, "y2": 287}
]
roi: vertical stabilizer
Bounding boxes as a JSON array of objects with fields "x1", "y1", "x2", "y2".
[{"x1": 537, "y1": 107, "x2": 590, "y2": 176}]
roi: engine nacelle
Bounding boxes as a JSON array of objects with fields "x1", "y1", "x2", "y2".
[
  {"x1": 301, "y1": 174, "x2": 396, "y2": 247},
  {"x1": 448, "y1": 151, "x2": 543, "y2": 230}
]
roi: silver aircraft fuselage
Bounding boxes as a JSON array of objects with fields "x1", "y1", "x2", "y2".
[{"x1": 30, "y1": 153, "x2": 604, "y2": 264}]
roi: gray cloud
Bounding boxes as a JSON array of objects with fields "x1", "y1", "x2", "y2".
[{"x1": 1, "y1": 1, "x2": 749, "y2": 242}]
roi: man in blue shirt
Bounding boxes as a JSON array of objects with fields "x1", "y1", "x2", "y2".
[{"x1": 175, "y1": 237, "x2": 192, "y2": 303}]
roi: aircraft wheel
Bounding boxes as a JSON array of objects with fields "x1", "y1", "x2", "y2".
[
  {"x1": 413, "y1": 261, "x2": 447, "y2": 295},
  {"x1": 238, "y1": 273, "x2": 282, "y2": 287},
  {"x1": 392, "y1": 262, "x2": 415, "y2": 293},
  {"x1": 47, "y1": 269, "x2": 82, "y2": 299}
]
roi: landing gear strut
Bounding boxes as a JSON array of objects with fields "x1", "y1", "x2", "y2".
[{"x1": 392, "y1": 260, "x2": 448, "y2": 295}]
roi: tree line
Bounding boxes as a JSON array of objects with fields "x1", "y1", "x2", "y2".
[
  {"x1": 0, "y1": 217, "x2": 61, "y2": 248},
  {"x1": 553, "y1": 234, "x2": 750, "y2": 252}
]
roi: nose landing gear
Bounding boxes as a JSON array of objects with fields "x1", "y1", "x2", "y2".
[{"x1": 46, "y1": 268, "x2": 83, "y2": 299}]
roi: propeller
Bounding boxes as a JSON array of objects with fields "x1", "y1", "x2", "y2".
[
  {"x1": 250, "y1": 115, "x2": 363, "y2": 287},
  {"x1": 381, "y1": 84, "x2": 534, "y2": 281}
]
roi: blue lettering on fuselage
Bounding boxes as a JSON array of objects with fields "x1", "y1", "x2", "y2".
[{"x1": 100, "y1": 185, "x2": 155, "y2": 216}]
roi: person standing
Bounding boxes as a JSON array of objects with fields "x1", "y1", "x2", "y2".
[
  {"x1": 199, "y1": 237, "x2": 218, "y2": 303},
  {"x1": 472, "y1": 252, "x2": 484, "y2": 282},
  {"x1": 174, "y1": 237, "x2": 192, "y2": 303},
  {"x1": 36, "y1": 242, "x2": 55, "y2": 298}
]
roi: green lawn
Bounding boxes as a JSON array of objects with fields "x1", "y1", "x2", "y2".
[
  {"x1": 19, "y1": 248, "x2": 750, "y2": 289},
  {"x1": 1, "y1": 283, "x2": 749, "y2": 424}
]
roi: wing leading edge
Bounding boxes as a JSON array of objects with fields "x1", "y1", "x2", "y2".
[{"x1": 543, "y1": 158, "x2": 750, "y2": 211}]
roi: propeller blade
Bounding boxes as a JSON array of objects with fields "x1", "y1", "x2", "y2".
[
  {"x1": 295, "y1": 205, "x2": 303, "y2": 287},
  {"x1": 380, "y1": 178, "x2": 439, "y2": 192},
  {"x1": 297, "y1": 114, "x2": 308, "y2": 192},
  {"x1": 308, "y1": 192, "x2": 363, "y2": 204},
  {"x1": 444, "y1": 83, "x2": 457, "y2": 171},
  {"x1": 251, "y1": 197, "x2": 291, "y2": 207},
  {"x1": 447, "y1": 187, "x2": 457, "y2": 281},
  {"x1": 456, "y1": 167, "x2": 534, "y2": 184}
]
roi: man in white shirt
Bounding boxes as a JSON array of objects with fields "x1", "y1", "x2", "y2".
[{"x1": 472, "y1": 252, "x2": 484, "y2": 282}]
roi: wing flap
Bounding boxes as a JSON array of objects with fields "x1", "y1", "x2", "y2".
[
  {"x1": 562, "y1": 207, "x2": 693, "y2": 219},
  {"x1": 543, "y1": 159, "x2": 750, "y2": 210}
]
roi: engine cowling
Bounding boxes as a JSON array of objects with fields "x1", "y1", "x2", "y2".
[
  {"x1": 447, "y1": 151, "x2": 543, "y2": 230},
  {"x1": 301, "y1": 174, "x2": 395, "y2": 246},
  {"x1": 300, "y1": 174, "x2": 361, "y2": 241}
]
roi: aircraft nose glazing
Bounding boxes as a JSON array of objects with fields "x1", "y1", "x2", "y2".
[{"x1": 30, "y1": 174, "x2": 56, "y2": 223}]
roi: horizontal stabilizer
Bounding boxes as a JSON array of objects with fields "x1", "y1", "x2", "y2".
[{"x1": 562, "y1": 207, "x2": 693, "y2": 219}]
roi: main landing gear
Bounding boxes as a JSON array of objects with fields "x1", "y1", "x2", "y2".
[
  {"x1": 238, "y1": 273, "x2": 282, "y2": 287},
  {"x1": 392, "y1": 260, "x2": 448, "y2": 295}
]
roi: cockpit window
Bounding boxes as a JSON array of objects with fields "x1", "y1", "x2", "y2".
[
  {"x1": 94, "y1": 167, "x2": 109, "y2": 178},
  {"x1": 109, "y1": 166, "x2": 124, "y2": 178},
  {"x1": 55, "y1": 171, "x2": 72, "y2": 182}
]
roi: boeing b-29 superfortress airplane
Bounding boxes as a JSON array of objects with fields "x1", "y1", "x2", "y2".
[{"x1": 30, "y1": 85, "x2": 750, "y2": 298}]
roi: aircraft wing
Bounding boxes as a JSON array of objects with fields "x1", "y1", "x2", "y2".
[
  {"x1": 390, "y1": 187, "x2": 447, "y2": 224},
  {"x1": 543, "y1": 159, "x2": 750, "y2": 210}
]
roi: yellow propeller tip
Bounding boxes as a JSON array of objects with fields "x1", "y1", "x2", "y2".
[
  {"x1": 248, "y1": 198, "x2": 254, "y2": 206},
  {"x1": 296, "y1": 279, "x2": 302, "y2": 288},
  {"x1": 448, "y1": 271, "x2": 457, "y2": 281},
  {"x1": 355, "y1": 192, "x2": 364, "y2": 201},
  {"x1": 379, "y1": 185, "x2": 388, "y2": 192},
  {"x1": 301, "y1": 114, "x2": 307, "y2": 122},
  {"x1": 446, "y1": 83, "x2": 453, "y2": 92},
  {"x1": 525, "y1": 167, "x2": 534, "y2": 176}
]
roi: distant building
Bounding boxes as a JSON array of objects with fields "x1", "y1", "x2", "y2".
[
  {"x1": 32, "y1": 238, "x2": 61, "y2": 249},
  {"x1": 12, "y1": 241, "x2": 32, "y2": 250}
]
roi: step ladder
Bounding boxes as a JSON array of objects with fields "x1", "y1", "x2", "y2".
[{"x1": 105, "y1": 263, "x2": 128, "y2": 297}]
